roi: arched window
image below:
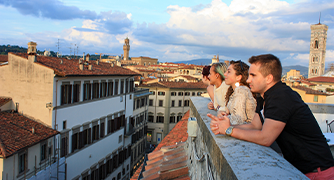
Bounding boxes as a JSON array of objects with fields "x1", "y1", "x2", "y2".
[
  {"x1": 312, "y1": 69, "x2": 314, "y2": 74},
  {"x1": 315, "y1": 69, "x2": 318, "y2": 74},
  {"x1": 314, "y1": 40, "x2": 319, "y2": 49}
]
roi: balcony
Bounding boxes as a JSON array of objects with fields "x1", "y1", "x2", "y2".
[{"x1": 187, "y1": 97, "x2": 309, "y2": 179}]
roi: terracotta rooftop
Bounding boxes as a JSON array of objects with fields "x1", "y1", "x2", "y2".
[
  {"x1": 292, "y1": 86, "x2": 328, "y2": 96},
  {"x1": 139, "y1": 81, "x2": 206, "y2": 89},
  {"x1": 300, "y1": 80, "x2": 316, "y2": 86},
  {"x1": 307, "y1": 76, "x2": 334, "y2": 83},
  {"x1": 10, "y1": 53, "x2": 140, "y2": 77},
  {"x1": 178, "y1": 75, "x2": 198, "y2": 80},
  {"x1": 0, "y1": 55, "x2": 8, "y2": 62},
  {"x1": 0, "y1": 112, "x2": 59, "y2": 158},
  {"x1": 0, "y1": 97, "x2": 11, "y2": 107},
  {"x1": 140, "y1": 111, "x2": 190, "y2": 180}
]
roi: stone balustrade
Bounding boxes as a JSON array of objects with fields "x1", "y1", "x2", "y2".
[{"x1": 187, "y1": 97, "x2": 309, "y2": 180}]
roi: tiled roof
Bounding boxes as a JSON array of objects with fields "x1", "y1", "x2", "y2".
[
  {"x1": 307, "y1": 76, "x2": 334, "y2": 83},
  {"x1": 300, "y1": 80, "x2": 316, "y2": 86},
  {"x1": 0, "y1": 112, "x2": 59, "y2": 158},
  {"x1": 139, "y1": 81, "x2": 207, "y2": 89},
  {"x1": 292, "y1": 86, "x2": 328, "y2": 96},
  {"x1": 0, "y1": 55, "x2": 8, "y2": 62},
  {"x1": 179, "y1": 75, "x2": 198, "y2": 80},
  {"x1": 0, "y1": 97, "x2": 11, "y2": 107},
  {"x1": 10, "y1": 53, "x2": 140, "y2": 77},
  {"x1": 140, "y1": 111, "x2": 190, "y2": 180}
]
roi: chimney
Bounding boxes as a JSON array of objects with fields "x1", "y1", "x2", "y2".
[
  {"x1": 88, "y1": 64, "x2": 92, "y2": 70},
  {"x1": 32, "y1": 127, "x2": 35, "y2": 134},
  {"x1": 96, "y1": 60, "x2": 99, "y2": 65},
  {"x1": 60, "y1": 59, "x2": 63, "y2": 64},
  {"x1": 79, "y1": 64, "x2": 84, "y2": 70},
  {"x1": 27, "y1": 42, "x2": 37, "y2": 63},
  {"x1": 86, "y1": 54, "x2": 90, "y2": 61},
  {"x1": 111, "y1": 63, "x2": 114, "y2": 67}
]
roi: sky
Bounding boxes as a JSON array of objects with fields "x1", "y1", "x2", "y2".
[{"x1": 0, "y1": 0, "x2": 333, "y2": 66}]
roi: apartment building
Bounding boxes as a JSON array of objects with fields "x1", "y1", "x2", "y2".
[
  {"x1": 0, "y1": 100, "x2": 59, "y2": 180},
  {"x1": 130, "y1": 88, "x2": 149, "y2": 175},
  {"x1": 137, "y1": 82, "x2": 206, "y2": 145},
  {"x1": 0, "y1": 42, "x2": 140, "y2": 180}
]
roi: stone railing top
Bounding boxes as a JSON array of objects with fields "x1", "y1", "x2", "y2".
[{"x1": 189, "y1": 97, "x2": 308, "y2": 180}]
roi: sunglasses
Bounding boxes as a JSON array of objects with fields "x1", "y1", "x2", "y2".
[{"x1": 236, "y1": 60, "x2": 244, "y2": 71}]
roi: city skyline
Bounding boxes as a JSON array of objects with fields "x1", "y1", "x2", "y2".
[{"x1": 0, "y1": 0, "x2": 333, "y2": 66}]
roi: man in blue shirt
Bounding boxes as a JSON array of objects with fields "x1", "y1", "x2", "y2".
[{"x1": 209, "y1": 54, "x2": 334, "y2": 179}]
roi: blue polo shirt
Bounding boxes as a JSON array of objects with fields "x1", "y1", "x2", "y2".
[{"x1": 256, "y1": 81, "x2": 334, "y2": 174}]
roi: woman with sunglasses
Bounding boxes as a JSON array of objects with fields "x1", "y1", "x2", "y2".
[
  {"x1": 208, "y1": 62, "x2": 229, "y2": 112},
  {"x1": 219, "y1": 60, "x2": 256, "y2": 125}
]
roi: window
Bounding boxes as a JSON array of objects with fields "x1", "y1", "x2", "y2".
[
  {"x1": 100, "y1": 120, "x2": 105, "y2": 138},
  {"x1": 130, "y1": 79, "x2": 134, "y2": 92},
  {"x1": 136, "y1": 99, "x2": 140, "y2": 109},
  {"x1": 192, "y1": 92, "x2": 195, "y2": 96},
  {"x1": 108, "y1": 80, "x2": 114, "y2": 96},
  {"x1": 73, "y1": 83, "x2": 80, "y2": 103},
  {"x1": 170, "y1": 116, "x2": 175, "y2": 123},
  {"x1": 63, "y1": 120, "x2": 67, "y2": 130},
  {"x1": 120, "y1": 80, "x2": 124, "y2": 94},
  {"x1": 158, "y1": 91, "x2": 165, "y2": 96},
  {"x1": 197, "y1": 92, "x2": 202, "y2": 96},
  {"x1": 41, "y1": 142, "x2": 47, "y2": 161},
  {"x1": 92, "y1": 123, "x2": 99, "y2": 141},
  {"x1": 107, "y1": 117, "x2": 114, "y2": 134},
  {"x1": 148, "y1": 115, "x2": 154, "y2": 122},
  {"x1": 184, "y1": 100, "x2": 190, "y2": 106},
  {"x1": 92, "y1": 81, "x2": 100, "y2": 99},
  {"x1": 61, "y1": 84, "x2": 72, "y2": 105},
  {"x1": 60, "y1": 134, "x2": 68, "y2": 157},
  {"x1": 125, "y1": 79, "x2": 129, "y2": 93},
  {"x1": 71, "y1": 130, "x2": 80, "y2": 152},
  {"x1": 18, "y1": 151, "x2": 27, "y2": 173},
  {"x1": 178, "y1": 92, "x2": 183, "y2": 96},
  {"x1": 185, "y1": 92, "x2": 190, "y2": 96},
  {"x1": 100, "y1": 81, "x2": 107, "y2": 97},
  {"x1": 171, "y1": 100, "x2": 175, "y2": 107},
  {"x1": 171, "y1": 92, "x2": 176, "y2": 96},
  {"x1": 177, "y1": 115, "x2": 182, "y2": 122},
  {"x1": 178, "y1": 100, "x2": 182, "y2": 107},
  {"x1": 119, "y1": 135, "x2": 123, "y2": 143},
  {"x1": 91, "y1": 168, "x2": 99, "y2": 180},
  {"x1": 115, "y1": 80, "x2": 119, "y2": 95},
  {"x1": 83, "y1": 82, "x2": 91, "y2": 101},
  {"x1": 159, "y1": 100, "x2": 163, "y2": 107},
  {"x1": 314, "y1": 95, "x2": 318, "y2": 102},
  {"x1": 150, "y1": 91, "x2": 155, "y2": 95},
  {"x1": 157, "y1": 116, "x2": 164, "y2": 123},
  {"x1": 141, "y1": 98, "x2": 145, "y2": 107},
  {"x1": 82, "y1": 127, "x2": 91, "y2": 147},
  {"x1": 315, "y1": 40, "x2": 319, "y2": 49},
  {"x1": 149, "y1": 99, "x2": 153, "y2": 106}
]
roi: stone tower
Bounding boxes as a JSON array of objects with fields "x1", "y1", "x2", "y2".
[
  {"x1": 123, "y1": 37, "x2": 130, "y2": 61},
  {"x1": 308, "y1": 23, "x2": 328, "y2": 78},
  {"x1": 27, "y1": 41, "x2": 37, "y2": 55},
  {"x1": 211, "y1": 54, "x2": 219, "y2": 65}
]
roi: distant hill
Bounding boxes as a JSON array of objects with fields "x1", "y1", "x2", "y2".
[{"x1": 172, "y1": 59, "x2": 310, "y2": 77}]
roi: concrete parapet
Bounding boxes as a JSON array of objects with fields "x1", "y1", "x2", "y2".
[{"x1": 188, "y1": 97, "x2": 309, "y2": 180}]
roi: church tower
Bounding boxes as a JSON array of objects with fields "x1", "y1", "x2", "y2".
[
  {"x1": 211, "y1": 54, "x2": 219, "y2": 65},
  {"x1": 308, "y1": 23, "x2": 328, "y2": 78},
  {"x1": 123, "y1": 37, "x2": 130, "y2": 60}
]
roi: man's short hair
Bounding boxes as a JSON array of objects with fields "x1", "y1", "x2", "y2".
[{"x1": 248, "y1": 54, "x2": 282, "y2": 82}]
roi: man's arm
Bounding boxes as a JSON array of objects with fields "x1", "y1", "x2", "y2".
[
  {"x1": 209, "y1": 113, "x2": 285, "y2": 147},
  {"x1": 232, "y1": 118, "x2": 285, "y2": 146}
]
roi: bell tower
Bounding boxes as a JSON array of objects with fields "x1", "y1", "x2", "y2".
[
  {"x1": 308, "y1": 23, "x2": 328, "y2": 78},
  {"x1": 123, "y1": 37, "x2": 130, "y2": 61}
]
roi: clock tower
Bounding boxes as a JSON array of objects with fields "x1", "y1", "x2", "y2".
[
  {"x1": 308, "y1": 23, "x2": 328, "y2": 78},
  {"x1": 123, "y1": 37, "x2": 130, "y2": 61}
]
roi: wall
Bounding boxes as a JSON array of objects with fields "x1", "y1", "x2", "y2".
[
  {"x1": 308, "y1": 103, "x2": 334, "y2": 133},
  {"x1": 0, "y1": 54, "x2": 54, "y2": 127},
  {"x1": 188, "y1": 97, "x2": 309, "y2": 179}
]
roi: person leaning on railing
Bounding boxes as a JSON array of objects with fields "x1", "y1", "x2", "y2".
[
  {"x1": 201, "y1": 65, "x2": 214, "y2": 101},
  {"x1": 207, "y1": 62, "x2": 229, "y2": 114},
  {"x1": 209, "y1": 54, "x2": 334, "y2": 179},
  {"x1": 217, "y1": 60, "x2": 256, "y2": 125}
]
